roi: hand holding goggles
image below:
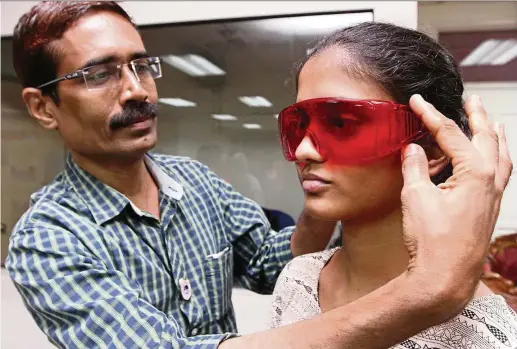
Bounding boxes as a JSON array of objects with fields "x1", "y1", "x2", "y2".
[{"x1": 278, "y1": 97, "x2": 430, "y2": 165}]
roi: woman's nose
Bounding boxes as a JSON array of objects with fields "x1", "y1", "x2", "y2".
[{"x1": 294, "y1": 135, "x2": 324, "y2": 163}]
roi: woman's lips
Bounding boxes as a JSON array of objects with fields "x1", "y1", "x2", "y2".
[
  {"x1": 302, "y1": 179, "x2": 331, "y2": 193},
  {"x1": 301, "y1": 173, "x2": 331, "y2": 193}
]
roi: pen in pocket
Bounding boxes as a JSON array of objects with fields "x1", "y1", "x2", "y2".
[{"x1": 206, "y1": 246, "x2": 230, "y2": 259}]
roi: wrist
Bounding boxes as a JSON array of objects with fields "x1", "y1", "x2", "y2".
[{"x1": 402, "y1": 267, "x2": 474, "y2": 322}]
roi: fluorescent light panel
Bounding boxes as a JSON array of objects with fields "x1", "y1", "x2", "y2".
[
  {"x1": 492, "y1": 41, "x2": 517, "y2": 65},
  {"x1": 212, "y1": 114, "x2": 237, "y2": 121},
  {"x1": 460, "y1": 39, "x2": 517, "y2": 66},
  {"x1": 162, "y1": 54, "x2": 225, "y2": 76},
  {"x1": 158, "y1": 98, "x2": 196, "y2": 107},
  {"x1": 239, "y1": 96, "x2": 272, "y2": 107},
  {"x1": 243, "y1": 123, "x2": 262, "y2": 129}
]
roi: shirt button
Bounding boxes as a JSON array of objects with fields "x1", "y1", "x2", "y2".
[
  {"x1": 179, "y1": 278, "x2": 192, "y2": 301},
  {"x1": 191, "y1": 328, "x2": 199, "y2": 336}
]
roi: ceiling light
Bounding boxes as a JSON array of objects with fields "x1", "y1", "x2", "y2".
[
  {"x1": 162, "y1": 54, "x2": 225, "y2": 76},
  {"x1": 478, "y1": 39, "x2": 517, "y2": 65},
  {"x1": 492, "y1": 40, "x2": 517, "y2": 65},
  {"x1": 243, "y1": 123, "x2": 262, "y2": 129},
  {"x1": 460, "y1": 39, "x2": 517, "y2": 66},
  {"x1": 186, "y1": 55, "x2": 225, "y2": 75},
  {"x1": 158, "y1": 98, "x2": 196, "y2": 107},
  {"x1": 238, "y1": 96, "x2": 272, "y2": 107},
  {"x1": 459, "y1": 40, "x2": 499, "y2": 66},
  {"x1": 212, "y1": 114, "x2": 237, "y2": 121}
]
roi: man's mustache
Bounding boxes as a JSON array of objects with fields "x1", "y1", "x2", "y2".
[{"x1": 109, "y1": 101, "x2": 158, "y2": 130}]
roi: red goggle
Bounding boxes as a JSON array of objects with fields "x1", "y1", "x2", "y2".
[{"x1": 278, "y1": 97, "x2": 430, "y2": 165}]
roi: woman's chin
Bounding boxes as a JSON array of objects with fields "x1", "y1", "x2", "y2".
[{"x1": 304, "y1": 197, "x2": 351, "y2": 222}]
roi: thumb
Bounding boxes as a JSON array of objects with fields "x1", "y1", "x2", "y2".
[{"x1": 401, "y1": 144, "x2": 431, "y2": 187}]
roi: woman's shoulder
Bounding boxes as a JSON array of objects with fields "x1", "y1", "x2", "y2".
[
  {"x1": 280, "y1": 247, "x2": 340, "y2": 283},
  {"x1": 269, "y1": 247, "x2": 340, "y2": 328}
]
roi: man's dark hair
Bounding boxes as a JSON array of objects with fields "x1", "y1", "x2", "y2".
[
  {"x1": 12, "y1": 1, "x2": 136, "y2": 105},
  {"x1": 295, "y1": 21, "x2": 471, "y2": 184}
]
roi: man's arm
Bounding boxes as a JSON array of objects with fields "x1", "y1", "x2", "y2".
[
  {"x1": 221, "y1": 271, "x2": 464, "y2": 349},
  {"x1": 6, "y1": 223, "x2": 462, "y2": 349},
  {"x1": 6, "y1": 224, "x2": 236, "y2": 349}
]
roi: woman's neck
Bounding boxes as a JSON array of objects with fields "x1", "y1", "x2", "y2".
[
  {"x1": 342, "y1": 208, "x2": 408, "y2": 284},
  {"x1": 320, "y1": 208, "x2": 409, "y2": 310}
]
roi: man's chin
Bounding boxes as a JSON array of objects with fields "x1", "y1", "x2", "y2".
[{"x1": 113, "y1": 134, "x2": 158, "y2": 159}]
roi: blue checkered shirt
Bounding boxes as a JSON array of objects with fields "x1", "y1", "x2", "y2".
[{"x1": 6, "y1": 153, "x2": 295, "y2": 348}]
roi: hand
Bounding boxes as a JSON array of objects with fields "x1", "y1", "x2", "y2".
[
  {"x1": 291, "y1": 209, "x2": 337, "y2": 256},
  {"x1": 400, "y1": 94, "x2": 513, "y2": 316}
]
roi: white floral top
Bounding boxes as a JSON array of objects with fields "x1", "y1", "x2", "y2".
[{"x1": 270, "y1": 248, "x2": 517, "y2": 349}]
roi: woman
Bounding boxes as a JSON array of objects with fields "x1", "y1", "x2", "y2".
[{"x1": 270, "y1": 22, "x2": 517, "y2": 348}]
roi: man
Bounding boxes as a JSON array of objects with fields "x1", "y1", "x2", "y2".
[{"x1": 6, "y1": 2, "x2": 513, "y2": 349}]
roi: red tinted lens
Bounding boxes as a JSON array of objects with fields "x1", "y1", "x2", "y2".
[
  {"x1": 279, "y1": 105, "x2": 310, "y2": 161},
  {"x1": 278, "y1": 98, "x2": 428, "y2": 165}
]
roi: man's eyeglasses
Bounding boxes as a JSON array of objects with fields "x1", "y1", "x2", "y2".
[{"x1": 36, "y1": 56, "x2": 162, "y2": 91}]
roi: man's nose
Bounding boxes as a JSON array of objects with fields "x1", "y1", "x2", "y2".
[{"x1": 118, "y1": 65, "x2": 149, "y2": 103}]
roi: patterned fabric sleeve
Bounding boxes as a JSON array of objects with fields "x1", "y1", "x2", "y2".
[
  {"x1": 270, "y1": 250, "x2": 337, "y2": 328},
  {"x1": 7, "y1": 223, "x2": 237, "y2": 349}
]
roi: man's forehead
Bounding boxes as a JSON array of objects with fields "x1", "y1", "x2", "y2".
[{"x1": 57, "y1": 11, "x2": 145, "y2": 70}]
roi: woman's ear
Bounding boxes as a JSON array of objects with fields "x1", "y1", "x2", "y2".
[
  {"x1": 21, "y1": 87, "x2": 58, "y2": 130},
  {"x1": 422, "y1": 138, "x2": 449, "y2": 177}
]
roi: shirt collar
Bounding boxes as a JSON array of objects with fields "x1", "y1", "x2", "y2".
[
  {"x1": 144, "y1": 155, "x2": 184, "y2": 201},
  {"x1": 64, "y1": 153, "x2": 184, "y2": 225}
]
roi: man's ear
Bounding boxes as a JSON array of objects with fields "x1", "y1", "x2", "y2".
[{"x1": 21, "y1": 87, "x2": 58, "y2": 130}]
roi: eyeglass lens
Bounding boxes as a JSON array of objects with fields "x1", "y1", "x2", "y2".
[{"x1": 82, "y1": 57, "x2": 162, "y2": 90}]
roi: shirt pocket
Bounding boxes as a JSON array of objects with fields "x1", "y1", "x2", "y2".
[{"x1": 204, "y1": 245, "x2": 234, "y2": 319}]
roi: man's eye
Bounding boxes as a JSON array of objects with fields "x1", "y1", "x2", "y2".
[
  {"x1": 87, "y1": 70, "x2": 110, "y2": 81},
  {"x1": 135, "y1": 63, "x2": 150, "y2": 74}
]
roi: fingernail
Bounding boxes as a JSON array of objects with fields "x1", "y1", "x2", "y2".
[
  {"x1": 472, "y1": 94, "x2": 482, "y2": 105},
  {"x1": 416, "y1": 95, "x2": 434, "y2": 111},
  {"x1": 413, "y1": 94, "x2": 426, "y2": 106},
  {"x1": 404, "y1": 144, "x2": 419, "y2": 158}
]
